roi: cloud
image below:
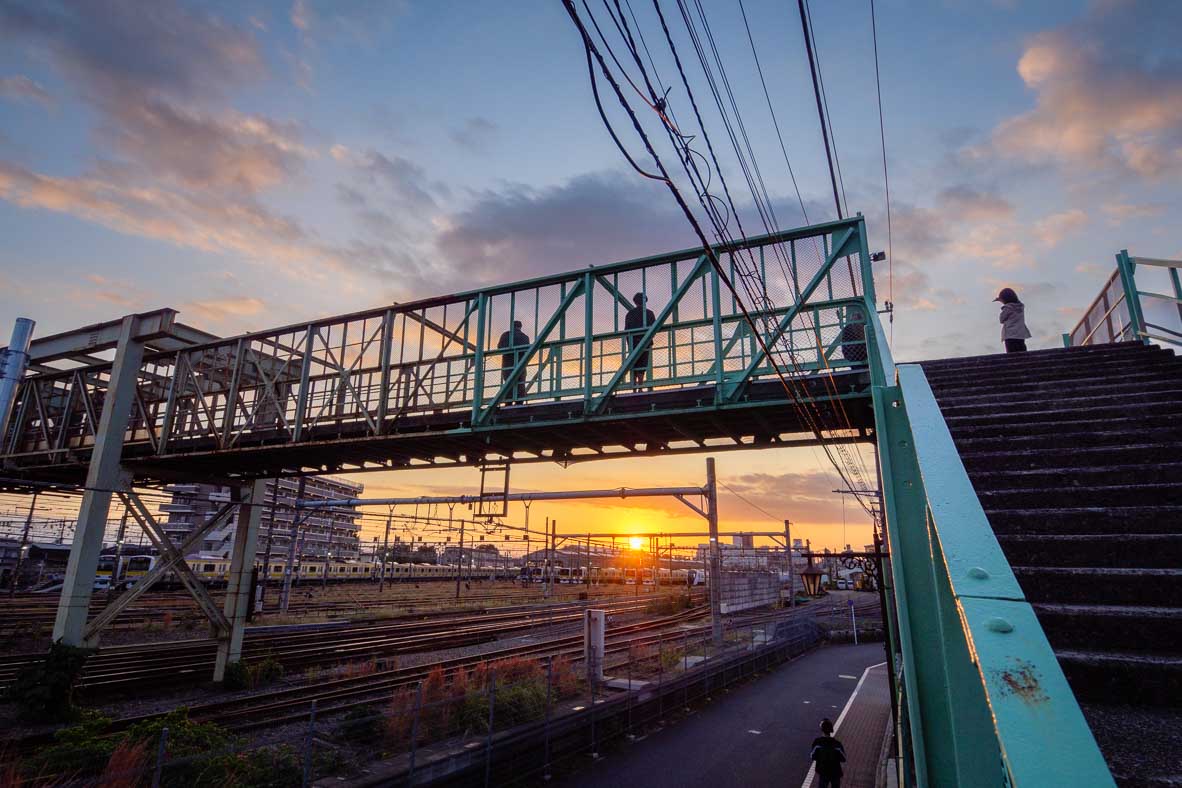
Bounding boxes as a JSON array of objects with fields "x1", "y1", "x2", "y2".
[
  {"x1": 450, "y1": 117, "x2": 499, "y2": 151},
  {"x1": 1101, "y1": 201, "x2": 1165, "y2": 224},
  {"x1": 984, "y1": 0, "x2": 1182, "y2": 178},
  {"x1": 0, "y1": 0, "x2": 262, "y2": 105},
  {"x1": 937, "y1": 185, "x2": 1014, "y2": 222},
  {"x1": 108, "y1": 100, "x2": 313, "y2": 194},
  {"x1": 0, "y1": 160, "x2": 333, "y2": 275},
  {"x1": 435, "y1": 173, "x2": 693, "y2": 284},
  {"x1": 722, "y1": 468, "x2": 872, "y2": 528},
  {"x1": 1033, "y1": 209, "x2": 1087, "y2": 247},
  {"x1": 331, "y1": 144, "x2": 442, "y2": 211},
  {"x1": 183, "y1": 296, "x2": 267, "y2": 325},
  {"x1": 0, "y1": 75, "x2": 51, "y2": 105}
]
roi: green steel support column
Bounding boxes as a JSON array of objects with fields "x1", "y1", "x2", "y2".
[
  {"x1": 1115, "y1": 250, "x2": 1146, "y2": 342},
  {"x1": 1170, "y1": 266, "x2": 1182, "y2": 325},
  {"x1": 710, "y1": 266, "x2": 725, "y2": 399},
  {"x1": 854, "y1": 215, "x2": 877, "y2": 307},
  {"x1": 583, "y1": 273, "x2": 594, "y2": 402},
  {"x1": 53, "y1": 314, "x2": 146, "y2": 646},
  {"x1": 215, "y1": 478, "x2": 267, "y2": 682},
  {"x1": 470, "y1": 293, "x2": 488, "y2": 421},
  {"x1": 873, "y1": 385, "x2": 946, "y2": 786}
]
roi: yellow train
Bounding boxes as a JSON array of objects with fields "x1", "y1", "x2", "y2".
[{"x1": 95, "y1": 554, "x2": 511, "y2": 590}]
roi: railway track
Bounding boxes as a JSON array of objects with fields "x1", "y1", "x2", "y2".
[
  {"x1": 121, "y1": 601, "x2": 874, "y2": 734},
  {"x1": 0, "y1": 584, "x2": 635, "y2": 635},
  {"x1": 0, "y1": 594, "x2": 698, "y2": 693}
]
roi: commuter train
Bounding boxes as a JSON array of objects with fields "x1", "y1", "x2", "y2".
[
  {"x1": 521, "y1": 564, "x2": 695, "y2": 586},
  {"x1": 93, "y1": 554, "x2": 514, "y2": 590}
]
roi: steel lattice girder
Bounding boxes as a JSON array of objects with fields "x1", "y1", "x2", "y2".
[{"x1": 1, "y1": 217, "x2": 878, "y2": 485}]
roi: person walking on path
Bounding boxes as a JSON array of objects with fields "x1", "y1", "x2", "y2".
[
  {"x1": 624, "y1": 292, "x2": 656, "y2": 386},
  {"x1": 810, "y1": 718, "x2": 846, "y2": 788},
  {"x1": 496, "y1": 320, "x2": 530, "y2": 404},
  {"x1": 995, "y1": 287, "x2": 1031, "y2": 353}
]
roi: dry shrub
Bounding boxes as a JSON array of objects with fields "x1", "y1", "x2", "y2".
[
  {"x1": 161, "y1": 612, "x2": 174, "y2": 630},
  {"x1": 384, "y1": 687, "x2": 417, "y2": 748},
  {"x1": 96, "y1": 739, "x2": 149, "y2": 787},
  {"x1": 550, "y1": 656, "x2": 579, "y2": 699}
]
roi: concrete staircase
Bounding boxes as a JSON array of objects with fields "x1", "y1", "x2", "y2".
[{"x1": 919, "y1": 342, "x2": 1182, "y2": 787}]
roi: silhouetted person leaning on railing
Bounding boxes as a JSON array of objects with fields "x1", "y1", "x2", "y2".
[
  {"x1": 810, "y1": 718, "x2": 846, "y2": 788},
  {"x1": 496, "y1": 320, "x2": 529, "y2": 404},
  {"x1": 995, "y1": 287, "x2": 1032, "y2": 353},
  {"x1": 840, "y1": 306, "x2": 868, "y2": 367},
  {"x1": 625, "y1": 292, "x2": 656, "y2": 387}
]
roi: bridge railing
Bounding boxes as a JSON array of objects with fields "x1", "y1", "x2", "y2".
[
  {"x1": 873, "y1": 364, "x2": 1114, "y2": 786},
  {"x1": 2, "y1": 218, "x2": 875, "y2": 465},
  {"x1": 1067, "y1": 250, "x2": 1182, "y2": 348}
]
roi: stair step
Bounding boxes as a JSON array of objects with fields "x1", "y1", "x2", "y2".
[
  {"x1": 968, "y1": 463, "x2": 1182, "y2": 490},
  {"x1": 934, "y1": 379, "x2": 1182, "y2": 410},
  {"x1": 936, "y1": 387, "x2": 1182, "y2": 417},
  {"x1": 945, "y1": 401, "x2": 1182, "y2": 430},
  {"x1": 918, "y1": 342, "x2": 1164, "y2": 372},
  {"x1": 978, "y1": 482, "x2": 1182, "y2": 509},
  {"x1": 946, "y1": 414, "x2": 1182, "y2": 440},
  {"x1": 1013, "y1": 566, "x2": 1182, "y2": 605},
  {"x1": 1080, "y1": 703, "x2": 1182, "y2": 787},
  {"x1": 1057, "y1": 649, "x2": 1182, "y2": 707},
  {"x1": 962, "y1": 444, "x2": 1179, "y2": 472},
  {"x1": 1000, "y1": 534, "x2": 1182, "y2": 568},
  {"x1": 953, "y1": 429, "x2": 1182, "y2": 454},
  {"x1": 1033, "y1": 602, "x2": 1182, "y2": 652},
  {"x1": 926, "y1": 359, "x2": 1182, "y2": 392},
  {"x1": 985, "y1": 506, "x2": 1182, "y2": 535}
]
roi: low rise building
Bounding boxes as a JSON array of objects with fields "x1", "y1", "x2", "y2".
[{"x1": 160, "y1": 477, "x2": 364, "y2": 560}]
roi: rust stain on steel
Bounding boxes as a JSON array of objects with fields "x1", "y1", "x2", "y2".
[{"x1": 994, "y1": 659, "x2": 1048, "y2": 704}]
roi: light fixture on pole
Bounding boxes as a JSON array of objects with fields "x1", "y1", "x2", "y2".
[{"x1": 799, "y1": 551, "x2": 825, "y2": 597}]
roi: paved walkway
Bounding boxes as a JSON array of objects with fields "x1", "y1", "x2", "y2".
[{"x1": 562, "y1": 643, "x2": 890, "y2": 788}]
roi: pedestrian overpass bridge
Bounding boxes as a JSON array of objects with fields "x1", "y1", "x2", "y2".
[{"x1": 4, "y1": 215, "x2": 1179, "y2": 786}]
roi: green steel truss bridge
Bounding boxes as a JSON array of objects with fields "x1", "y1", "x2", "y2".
[
  {"x1": 0, "y1": 217, "x2": 874, "y2": 486},
  {"x1": 2, "y1": 214, "x2": 1148, "y2": 786}
]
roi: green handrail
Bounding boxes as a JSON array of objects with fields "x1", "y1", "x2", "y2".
[{"x1": 871, "y1": 362, "x2": 1114, "y2": 786}]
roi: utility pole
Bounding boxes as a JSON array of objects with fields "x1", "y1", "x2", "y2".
[
  {"x1": 706, "y1": 457, "x2": 722, "y2": 645},
  {"x1": 379, "y1": 508, "x2": 392, "y2": 592},
  {"x1": 454, "y1": 506, "x2": 464, "y2": 600},
  {"x1": 279, "y1": 477, "x2": 305, "y2": 614},
  {"x1": 8, "y1": 491, "x2": 37, "y2": 596},
  {"x1": 109, "y1": 507, "x2": 129, "y2": 598},
  {"x1": 257, "y1": 478, "x2": 280, "y2": 609},
  {"x1": 785, "y1": 519, "x2": 795, "y2": 608}
]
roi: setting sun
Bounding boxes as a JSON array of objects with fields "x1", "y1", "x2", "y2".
[{"x1": 628, "y1": 536, "x2": 643, "y2": 550}]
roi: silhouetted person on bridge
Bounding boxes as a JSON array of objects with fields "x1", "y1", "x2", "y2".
[
  {"x1": 995, "y1": 287, "x2": 1031, "y2": 353},
  {"x1": 625, "y1": 292, "x2": 656, "y2": 386},
  {"x1": 811, "y1": 718, "x2": 846, "y2": 788},
  {"x1": 497, "y1": 320, "x2": 530, "y2": 404}
]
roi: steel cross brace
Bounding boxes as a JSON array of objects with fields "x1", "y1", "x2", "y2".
[
  {"x1": 586, "y1": 254, "x2": 711, "y2": 416},
  {"x1": 475, "y1": 279, "x2": 587, "y2": 424},
  {"x1": 83, "y1": 494, "x2": 235, "y2": 640},
  {"x1": 720, "y1": 227, "x2": 859, "y2": 401}
]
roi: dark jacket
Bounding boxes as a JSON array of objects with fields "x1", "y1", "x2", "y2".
[
  {"x1": 496, "y1": 328, "x2": 529, "y2": 368},
  {"x1": 624, "y1": 306, "x2": 655, "y2": 340},
  {"x1": 811, "y1": 735, "x2": 846, "y2": 778}
]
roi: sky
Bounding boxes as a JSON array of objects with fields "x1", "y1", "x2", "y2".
[{"x1": 1, "y1": 0, "x2": 1179, "y2": 553}]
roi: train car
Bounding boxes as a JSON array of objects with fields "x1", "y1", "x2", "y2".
[
  {"x1": 641, "y1": 568, "x2": 655, "y2": 587},
  {"x1": 623, "y1": 568, "x2": 637, "y2": 585}
]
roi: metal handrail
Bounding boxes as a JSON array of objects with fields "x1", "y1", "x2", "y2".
[
  {"x1": 872, "y1": 362, "x2": 1114, "y2": 786},
  {"x1": 1068, "y1": 251, "x2": 1182, "y2": 348}
]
